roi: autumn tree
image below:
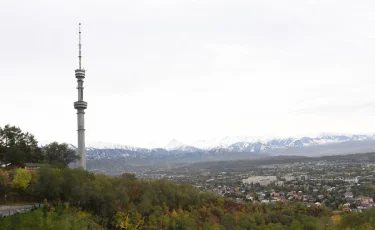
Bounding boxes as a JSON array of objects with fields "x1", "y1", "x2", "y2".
[{"x1": 11, "y1": 168, "x2": 32, "y2": 191}]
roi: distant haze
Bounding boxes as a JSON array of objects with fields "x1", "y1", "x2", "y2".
[{"x1": 1, "y1": 1, "x2": 375, "y2": 148}]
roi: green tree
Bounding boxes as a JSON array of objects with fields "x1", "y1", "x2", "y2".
[
  {"x1": 43, "y1": 142, "x2": 78, "y2": 167},
  {"x1": 221, "y1": 213, "x2": 236, "y2": 229},
  {"x1": 35, "y1": 166, "x2": 62, "y2": 200},
  {"x1": 290, "y1": 220, "x2": 304, "y2": 230},
  {"x1": 0, "y1": 125, "x2": 42, "y2": 165}
]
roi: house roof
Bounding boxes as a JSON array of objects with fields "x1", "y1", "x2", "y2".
[{"x1": 24, "y1": 163, "x2": 47, "y2": 167}]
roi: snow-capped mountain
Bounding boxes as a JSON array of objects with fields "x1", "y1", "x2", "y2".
[
  {"x1": 44, "y1": 134, "x2": 375, "y2": 164},
  {"x1": 165, "y1": 139, "x2": 202, "y2": 152},
  {"x1": 86, "y1": 141, "x2": 140, "y2": 151},
  {"x1": 81, "y1": 134, "x2": 375, "y2": 172},
  {"x1": 217, "y1": 134, "x2": 375, "y2": 153},
  {"x1": 189, "y1": 136, "x2": 272, "y2": 149},
  {"x1": 162, "y1": 134, "x2": 375, "y2": 153},
  {"x1": 165, "y1": 139, "x2": 186, "y2": 150}
]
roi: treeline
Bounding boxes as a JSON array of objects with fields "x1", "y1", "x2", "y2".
[
  {"x1": 0, "y1": 125, "x2": 77, "y2": 167},
  {"x1": 2, "y1": 166, "x2": 375, "y2": 229}
]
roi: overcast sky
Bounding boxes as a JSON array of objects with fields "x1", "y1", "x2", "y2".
[{"x1": 1, "y1": 0, "x2": 375, "y2": 148}]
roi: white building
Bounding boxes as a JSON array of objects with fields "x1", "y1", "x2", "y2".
[
  {"x1": 344, "y1": 177, "x2": 359, "y2": 184},
  {"x1": 242, "y1": 176, "x2": 277, "y2": 186},
  {"x1": 276, "y1": 181, "x2": 284, "y2": 186},
  {"x1": 284, "y1": 175, "x2": 295, "y2": 181}
]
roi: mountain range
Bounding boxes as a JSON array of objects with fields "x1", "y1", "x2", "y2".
[{"x1": 77, "y1": 134, "x2": 375, "y2": 163}]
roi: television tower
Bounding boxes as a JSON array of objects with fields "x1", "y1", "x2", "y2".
[{"x1": 74, "y1": 23, "x2": 87, "y2": 170}]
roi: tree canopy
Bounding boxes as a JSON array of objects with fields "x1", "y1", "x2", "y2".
[
  {"x1": 0, "y1": 125, "x2": 78, "y2": 167},
  {"x1": 0, "y1": 125, "x2": 42, "y2": 165},
  {"x1": 43, "y1": 142, "x2": 78, "y2": 167}
]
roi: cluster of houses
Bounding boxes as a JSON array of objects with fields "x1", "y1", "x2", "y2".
[
  {"x1": 207, "y1": 172, "x2": 375, "y2": 213},
  {"x1": 211, "y1": 186, "x2": 375, "y2": 212},
  {"x1": 341, "y1": 193, "x2": 375, "y2": 212}
]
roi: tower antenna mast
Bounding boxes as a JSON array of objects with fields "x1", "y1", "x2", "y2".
[{"x1": 79, "y1": 23, "x2": 82, "y2": 69}]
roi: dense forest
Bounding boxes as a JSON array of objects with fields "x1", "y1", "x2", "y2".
[
  {"x1": 1, "y1": 125, "x2": 375, "y2": 229},
  {"x1": 1, "y1": 166, "x2": 375, "y2": 229}
]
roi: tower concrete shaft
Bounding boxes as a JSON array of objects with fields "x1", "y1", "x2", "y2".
[
  {"x1": 74, "y1": 23, "x2": 87, "y2": 170},
  {"x1": 74, "y1": 70, "x2": 87, "y2": 169}
]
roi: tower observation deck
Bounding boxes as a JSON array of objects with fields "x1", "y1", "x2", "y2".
[{"x1": 74, "y1": 23, "x2": 87, "y2": 170}]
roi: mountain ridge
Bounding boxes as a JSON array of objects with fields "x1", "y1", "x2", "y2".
[
  {"x1": 42, "y1": 134, "x2": 375, "y2": 164},
  {"x1": 80, "y1": 134, "x2": 375, "y2": 162},
  {"x1": 81, "y1": 134, "x2": 375, "y2": 151}
]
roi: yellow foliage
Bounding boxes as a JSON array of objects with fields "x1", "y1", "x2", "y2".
[
  {"x1": 113, "y1": 212, "x2": 129, "y2": 229},
  {"x1": 77, "y1": 211, "x2": 91, "y2": 219},
  {"x1": 171, "y1": 210, "x2": 179, "y2": 218},
  {"x1": 362, "y1": 223, "x2": 375, "y2": 230},
  {"x1": 124, "y1": 215, "x2": 129, "y2": 229},
  {"x1": 331, "y1": 215, "x2": 341, "y2": 225},
  {"x1": 64, "y1": 202, "x2": 70, "y2": 211},
  {"x1": 199, "y1": 206, "x2": 208, "y2": 217},
  {"x1": 11, "y1": 168, "x2": 32, "y2": 190},
  {"x1": 209, "y1": 224, "x2": 222, "y2": 230}
]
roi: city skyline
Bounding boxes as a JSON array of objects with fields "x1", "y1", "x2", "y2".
[{"x1": 1, "y1": 1, "x2": 375, "y2": 148}]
